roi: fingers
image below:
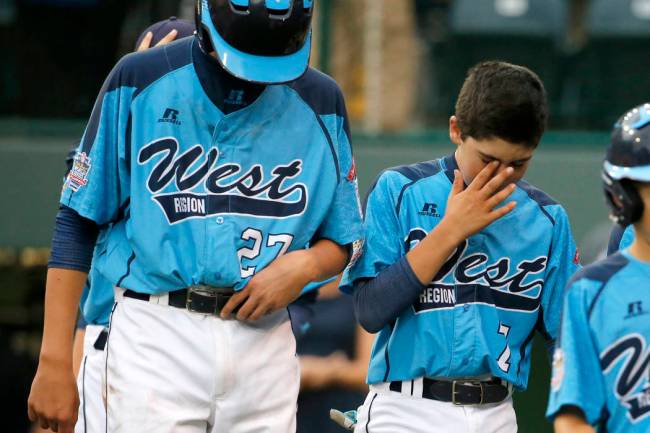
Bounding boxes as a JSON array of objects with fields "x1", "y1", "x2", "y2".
[
  {"x1": 235, "y1": 294, "x2": 258, "y2": 321},
  {"x1": 154, "y1": 29, "x2": 178, "y2": 47},
  {"x1": 450, "y1": 169, "x2": 464, "y2": 196},
  {"x1": 220, "y1": 288, "x2": 249, "y2": 318},
  {"x1": 38, "y1": 418, "x2": 50, "y2": 430},
  {"x1": 136, "y1": 31, "x2": 153, "y2": 52},
  {"x1": 481, "y1": 166, "x2": 514, "y2": 198},
  {"x1": 248, "y1": 304, "x2": 271, "y2": 322},
  {"x1": 488, "y1": 201, "x2": 517, "y2": 222},
  {"x1": 59, "y1": 420, "x2": 76, "y2": 433},
  {"x1": 466, "y1": 160, "x2": 499, "y2": 191},
  {"x1": 485, "y1": 183, "x2": 516, "y2": 209}
]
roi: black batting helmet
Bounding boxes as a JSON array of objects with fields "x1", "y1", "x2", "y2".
[
  {"x1": 195, "y1": 0, "x2": 314, "y2": 84},
  {"x1": 603, "y1": 103, "x2": 650, "y2": 226}
]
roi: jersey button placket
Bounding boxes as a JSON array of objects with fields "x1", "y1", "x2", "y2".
[
  {"x1": 452, "y1": 235, "x2": 483, "y2": 374},
  {"x1": 206, "y1": 120, "x2": 231, "y2": 285}
]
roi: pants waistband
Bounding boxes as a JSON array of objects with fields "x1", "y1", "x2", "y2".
[
  {"x1": 375, "y1": 377, "x2": 513, "y2": 406},
  {"x1": 116, "y1": 285, "x2": 238, "y2": 316}
]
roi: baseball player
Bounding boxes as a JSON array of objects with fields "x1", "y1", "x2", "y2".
[
  {"x1": 63, "y1": 18, "x2": 195, "y2": 433},
  {"x1": 547, "y1": 103, "x2": 650, "y2": 433},
  {"x1": 27, "y1": 1, "x2": 363, "y2": 433},
  {"x1": 340, "y1": 61, "x2": 580, "y2": 433}
]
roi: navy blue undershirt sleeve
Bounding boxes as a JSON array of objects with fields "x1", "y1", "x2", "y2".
[
  {"x1": 352, "y1": 256, "x2": 426, "y2": 333},
  {"x1": 48, "y1": 205, "x2": 99, "y2": 272}
]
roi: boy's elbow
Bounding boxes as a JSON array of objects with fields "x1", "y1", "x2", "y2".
[
  {"x1": 356, "y1": 314, "x2": 383, "y2": 334},
  {"x1": 352, "y1": 285, "x2": 385, "y2": 334}
]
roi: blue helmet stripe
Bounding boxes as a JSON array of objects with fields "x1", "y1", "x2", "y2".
[
  {"x1": 604, "y1": 161, "x2": 650, "y2": 182},
  {"x1": 265, "y1": 0, "x2": 291, "y2": 9},
  {"x1": 201, "y1": 6, "x2": 311, "y2": 83}
]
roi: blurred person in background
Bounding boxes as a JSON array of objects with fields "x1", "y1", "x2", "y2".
[{"x1": 294, "y1": 277, "x2": 373, "y2": 433}]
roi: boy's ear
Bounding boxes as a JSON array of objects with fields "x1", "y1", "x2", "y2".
[{"x1": 449, "y1": 116, "x2": 462, "y2": 147}]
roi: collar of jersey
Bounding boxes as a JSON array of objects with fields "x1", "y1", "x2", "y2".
[
  {"x1": 442, "y1": 153, "x2": 460, "y2": 184},
  {"x1": 189, "y1": 37, "x2": 280, "y2": 123}
]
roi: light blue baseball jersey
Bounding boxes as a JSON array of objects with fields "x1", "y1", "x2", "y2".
[
  {"x1": 340, "y1": 154, "x2": 579, "y2": 389},
  {"x1": 78, "y1": 229, "x2": 114, "y2": 327},
  {"x1": 61, "y1": 36, "x2": 363, "y2": 294},
  {"x1": 547, "y1": 249, "x2": 650, "y2": 432}
]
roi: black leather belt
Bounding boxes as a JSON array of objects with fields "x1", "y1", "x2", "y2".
[
  {"x1": 123, "y1": 285, "x2": 238, "y2": 315},
  {"x1": 389, "y1": 378, "x2": 510, "y2": 405}
]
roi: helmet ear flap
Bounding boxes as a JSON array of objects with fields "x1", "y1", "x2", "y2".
[{"x1": 603, "y1": 173, "x2": 644, "y2": 226}]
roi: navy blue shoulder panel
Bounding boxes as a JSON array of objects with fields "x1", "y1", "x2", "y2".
[
  {"x1": 391, "y1": 159, "x2": 444, "y2": 183},
  {"x1": 289, "y1": 67, "x2": 349, "y2": 182},
  {"x1": 102, "y1": 36, "x2": 193, "y2": 96},
  {"x1": 81, "y1": 37, "x2": 193, "y2": 155},
  {"x1": 362, "y1": 159, "x2": 444, "y2": 216},
  {"x1": 607, "y1": 224, "x2": 627, "y2": 256},
  {"x1": 391, "y1": 159, "x2": 444, "y2": 215},
  {"x1": 573, "y1": 252, "x2": 630, "y2": 319},
  {"x1": 289, "y1": 67, "x2": 343, "y2": 116},
  {"x1": 517, "y1": 180, "x2": 558, "y2": 225},
  {"x1": 569, "y1": 252, "x2": 629, "y2": 286}
]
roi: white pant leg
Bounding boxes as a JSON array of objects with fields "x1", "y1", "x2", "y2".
[
  {"x1": 210, "y1": 309, "x2": 299, "y2": 433},
  {"x1": 75, "y1": 325, "x2": 108, "y2": 433},
  {"x1": 105, "y1": 297, "x2": 216, "y2": 433},
  {"x1": 354, "y1": 384, "x2": 517, "y2": 433},
  {"x1": 106, "y1": 292, "x2": 299, "y2": 433},
  {"x1": 466, "y1": 397, "x2": 517, "y2": 433}
]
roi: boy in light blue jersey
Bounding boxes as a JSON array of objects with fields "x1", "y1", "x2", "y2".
[
  {"x1": 28, "y1": 2, "x2": 364, "y2": 433},
  {"x1": 548, "y1": 103, "x2": 650, "y2": 433},
  {"x1": 340, "y1": 61, "x2": 579, "y2": 433}
]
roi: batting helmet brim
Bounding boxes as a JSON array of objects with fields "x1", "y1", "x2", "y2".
[{"x1": 199, "y1": 10, "x2": 311, "y2": 84}]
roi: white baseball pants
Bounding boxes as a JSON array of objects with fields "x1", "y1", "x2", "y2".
[
  {"x1": 354, "y1": 382, "x2": 517, "y2": 433},
  {"x1": 104, "y1": 288, "x2": 300, "y2": 433},
  {"x1": 75, "y1": 324, "x2": 107, "y2": 433}
]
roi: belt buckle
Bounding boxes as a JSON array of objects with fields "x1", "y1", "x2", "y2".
[
  {"x1": 186, "y1": 285, "x2": 218, "y2": 315},
  {"x1": 186, "y1": 285, "x2": 234, "y2": 315},
  {"x1": 451, "y1": 380, "x2": 485, "y2": 405},
  {"x1": 451, "y1": 381, "x2": 461, "y2": 405}
]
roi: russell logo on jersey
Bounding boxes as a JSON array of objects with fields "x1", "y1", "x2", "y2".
[{"x1": 138, "y1": 137, "x2": 308, "y2": 224}]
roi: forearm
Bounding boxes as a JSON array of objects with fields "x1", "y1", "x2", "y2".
[
  {"x1": 40, "y1": 269, "x2": 88, "y2": 367},
  {"x1": 353, "y1": 256, "x2": 425, "y2": 333},
  {"x1": 406, "y1": 218, "x2": 464, "y2": 284},
  {"x1": 302, "y1": 239, "x2": 349, "y2": 282},
  {"x1": 72, "y1": 328, "x2": 86, "y2": 378},
  {"x1": 553, "y1": 412, "x2": 595, "y2": 433}
]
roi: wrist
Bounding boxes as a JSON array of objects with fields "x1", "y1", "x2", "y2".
[
  {"x1": 293, "y1": 249, "x2": 320, "y2": 283},
  {"x1": 38, "y1": 350, "x2": 73, "y2": 369},
  {"x1": 435, "y1": 217, "x2": 466, "y2": 245}
]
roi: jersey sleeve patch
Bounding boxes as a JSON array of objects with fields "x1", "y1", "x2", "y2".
[
  {"x1": 550, "y1": 348, "x2": 565, "y2": 392},
  {"x1": 66, "y1": 152, "x2": 92, "y2": 192}
]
